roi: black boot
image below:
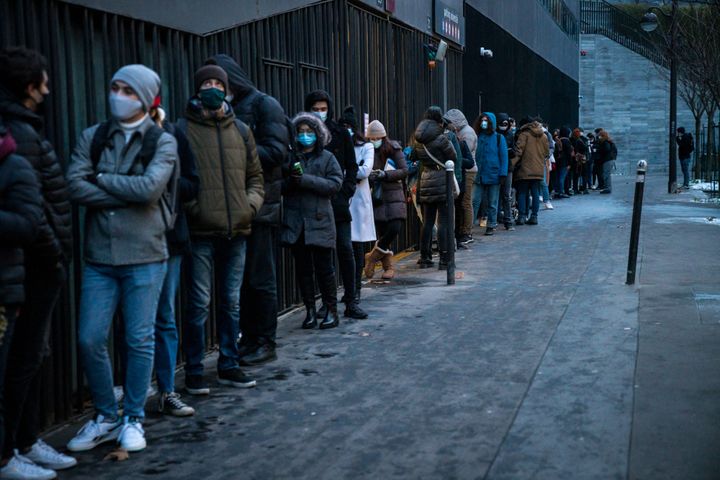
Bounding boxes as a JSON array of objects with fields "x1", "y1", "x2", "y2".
[
  {"x1": 344, "y1": 301, "x2": 368, "y2": 319},
  {"x1": 319, "y1": 306, "x2": 340, "y2": 329},
  {"x1": 302, "y1": 306, "x2": 317, "y2": 329},
  {"x1": 317, "y1": 303, "x2": 328, "y2": 319}
]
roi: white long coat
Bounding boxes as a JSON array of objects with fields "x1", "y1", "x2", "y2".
[{"x1": 350, "y1": 142, "x2": 377, "y2": 242}]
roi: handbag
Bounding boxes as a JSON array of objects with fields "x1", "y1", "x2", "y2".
[
  {"x1": 371, "y1": 180, "x2": 383, "y2": 206},
  {"x1": 422, "y1": 145, "x2": 459, "y2": 198}
]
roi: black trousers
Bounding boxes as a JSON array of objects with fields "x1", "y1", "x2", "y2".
[
  {"x1": 420, "y1": 202, "x2": 448, "y2": 259},
  {"x1": 0, "y1": 305, "x2": 18, "y2": 456},
  {"x1": 352, "y1": 242, "x2": 366, "y2": 297},
  {"x1": 3, "y1": 260, "x2": 64, "y2": 457},
  {"x1": 454, "y1": 192, "x2": 465, "y2": 240},
  {"x1": 376, "y1": 219, "x2": 403, "y2": 251},
  {"x1": 240, "y1": 224, "x2": 279, "y2": 347},
  {"x1": 335, "y1": 221, "x2": 356, "y2": 305},
  {"x1": 291, "y1": 237, "x2": 337, "y2": 311}
]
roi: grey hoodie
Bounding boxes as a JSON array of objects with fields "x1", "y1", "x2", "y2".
[{"x1": 444, "y1": 109, "x2": 478, "y2": 172}]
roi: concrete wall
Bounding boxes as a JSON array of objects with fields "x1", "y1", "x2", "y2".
[
  {"x1": 465, "y1": 0, "x2": 579, "y2": 81},
  {"x1": 580, "y1": 34, "x2": 696, "y2": 175}
]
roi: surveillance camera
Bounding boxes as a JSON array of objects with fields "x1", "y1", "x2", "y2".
[
  {"x1": 480, "y1": 47, "x2": 493, "y2": 58},
  {"x1": 436, "y1": 40, "x2": 448, "y2": 62}
]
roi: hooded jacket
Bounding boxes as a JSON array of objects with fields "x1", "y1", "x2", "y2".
[
  {"x1": 281, "y1": 113, "x2": 343, "y2": 249},
  {"x1": 372, "y1": 139, "x2": 408, "y2": 222},
  {"x1": 495, "y1": 112, "x2": 517, "y2": 166},
  {"x1": 207, "y1": 54, "x2": 288, "y2": 225},
  {"x1": 557, "y1": 127, "x2": 574, "y2": 169},
  {"x1": 182, "y1": 99, "x2": 264, "y2": 238},
  {"x1": 514, "y1": 121, "x2": 550, "y2": 181},
  {"x1": 0, "y1": 128, "x2": 43, "y2": 305},
  {"x1": 444, "y1": 108, "x2": 478, "y2": 170},
  {"x1": 474, "y1": 112, "x2": 508, "y2": 185},
  {"x1": 304, "y1": 90, "x2": 357, "y2": 223},
  {"x1": 413, "y1": 119, "x2": 457, "y2": 204},
  {"x1": 0, "y1": 85, "x2": 72, "y2": 262}
]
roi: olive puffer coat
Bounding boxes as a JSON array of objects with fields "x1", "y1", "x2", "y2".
[
  {"x1": 372, "y1": 140, "x2": 408, "y2": 222},
  {"x1": 413, "y1": 119, "x2": 457, "y2": 204},
  {"x1": 514, "y1": 121, "x2": 550, "y2": 181},
  {"x1": 281, "y1": 113, "x2": 343, "y2": 249}
]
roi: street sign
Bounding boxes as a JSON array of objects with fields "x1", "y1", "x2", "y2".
[{"x1": 434, "y1": 1, "x2": 465, "y2": 47}]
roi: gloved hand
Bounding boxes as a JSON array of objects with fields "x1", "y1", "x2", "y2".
[
  {"x1": 289, "y1": 172, "x2": 303, "y2": 187},
  {"x1": 375, "y1": 170, "x2": 386, "y2": 180}
]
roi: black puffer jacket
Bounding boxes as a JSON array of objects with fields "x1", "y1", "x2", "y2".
[
  {"x1": 0, "y1": 86, "x2": 72, "y2": 261},
  {"x1": 304, "y1": 90, "x2": 357, "y2": 223},
  {"x1": 207, "y1": 54, "x2": 289, "y2": 225},
  {"x1": 0, "y1": 129, "x2": 43, "y2": 305},
  {"x1": 165, "y1": 120, "x2": 199, "y2": 256},
  {"x1": 413, "y1": 119, "x2": 456, "y2": 204}
]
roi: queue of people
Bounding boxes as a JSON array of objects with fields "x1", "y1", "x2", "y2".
[{"x1": 0, "y1": 45, "x2": 619, "y2": 479}]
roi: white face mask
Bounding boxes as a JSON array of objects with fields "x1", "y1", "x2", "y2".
[
  {"x1": 313, "y1": 111, "x2": 328, "y2": 122},
  {"x1": 347, "y1": 128, "x2": 354, "y2": 137},
  {"x1": 109, "y1": 93, "x2": 143, "y2": 121},
  {"x1": 371, "y1": 139, "x2": 383, "y2": 149},
  {"x1": 499, "y1": 125, "x2": 508, "y2": 132},
  {"x1": 481, "y1": 120, "x2": 489, "y2": 130}
]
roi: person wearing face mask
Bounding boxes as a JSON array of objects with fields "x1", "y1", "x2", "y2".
[
  {"x1": 495, "y1": 112, "x2": 517, "y2": 230},
  {"x1": 281, "y1": 113, "x2": 343, "y2": 329},
  {"x1": 303, "y1": 91, "x2": 364, "y2": 320},
  {"x1": 414, "y1": 108, "x2": 457, "y2": 269},
  {"x1": 0, "y1": 47, "x2": 77, "y2": 477},
  {"x1": 340, "y1": 106, "x2": 375, "y2": 303},
  {"x1": 471, "y1": 112, "x2": 508, "y2": 236},
  {"x1": 66, "y1": 64, "x2": 178, "y2": 453},
  {"x1": 514, "y1": 117, "x2": 550, "y2": 225},
  {"x1": 364, "y1": 120, "x2": 408, "y2": 279},
  {"x1": 178, "y1": 65, "x2": 264, "y2": 396}
]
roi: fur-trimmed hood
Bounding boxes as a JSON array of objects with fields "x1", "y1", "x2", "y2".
[{"x1": 292, "y1": 112, "x2": 332, "y2": 151}]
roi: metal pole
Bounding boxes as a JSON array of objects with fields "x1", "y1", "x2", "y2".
[
  {"x1": 668, "y1": 0, "x2": 678, "y2": 194},
  {"x1": 445, "y1": 160, "x2": 455, "y2": 285},
  {"x1": 627, "y1": 160, "x2": 648, "y2": 285}
]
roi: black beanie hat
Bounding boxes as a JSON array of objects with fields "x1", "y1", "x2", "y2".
[
  {"x1": 340, "y1": 105, "x2": 358, "y2": 129},
  {"x1": 194, "y1": 65, "x2": 228, "y2": 93}
]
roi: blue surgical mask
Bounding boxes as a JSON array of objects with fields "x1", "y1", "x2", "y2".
[
  {"x1": 109, "y1": 93, "x2": 143, "y2": 121},
  {"x1": 347, "y1": 128, "x2": 354, "y2": 137},
  {"x1": 297, "y1": 132, "x2": 317, "y2": 147},
  {"x1": 371, "y1": 139, "x2": 383, "y2": 149},
  {"x1": 313, "y1": 111, "x2": 328, "y2": 122}
]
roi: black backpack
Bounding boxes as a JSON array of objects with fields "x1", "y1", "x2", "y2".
[
  {"x1": 249, "y1": 93, "x2": 295, "y2": 156},
  {"x1": 89, "y1": 121, "x2": 179, "y2": 232}
]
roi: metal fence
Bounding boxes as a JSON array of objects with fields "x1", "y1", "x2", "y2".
[
  {"x1": 696, "y1": 124, "x2": 720, "y2": 190},
  {"x1": 0, "y1": 0, "x2": 462, "y2": 429},
  {"x1": 580, "y1": 0, "x2": 668, "y2": 68},
  {"x1": 537, "y1": 0, "x2": 581, "y2": 42}
]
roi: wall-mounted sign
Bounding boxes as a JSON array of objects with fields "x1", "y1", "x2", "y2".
[{"x1": 434, "y1": 1, "x2": 465, "y2": 47}]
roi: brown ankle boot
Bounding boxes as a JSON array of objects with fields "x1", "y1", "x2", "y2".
[
  {"x1": 380, "y1": 250, "x2": 395, "y2": 280},
  {"x1": 363, "y1": 246, "x2": 384, "y2": 279}
]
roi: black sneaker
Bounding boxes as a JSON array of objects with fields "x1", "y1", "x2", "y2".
[
  {"x1": 238, "y1": 344, "x2": 277, "y2": 366},
  {"x1": 344, "y1": 302, "x2": 368, "y2": 319},
  {"x1": 418, "y1": 258, "x2": 434, "y2": 269},
  {"x1": 158, "y1": 392, "x2": 195, "y2": 417},
  {"x1": 484, "y1": 227, "x2": 495, "y2": 236},
  {"x1": 527, "y1": 215, "x2": 538, "y2": 225},
  {"x1": 217, "y1": 369, "x2": 257, "y2": 388},
  {"x1": 504, "y1": 223, "x2": 515, "y2": 231},
  {"x1": 316, "y1": 303, "x2": 328, "y2": 319},
  {"x1": 600, "y1": 189, "x2": 611, "y2": 194},
  {"x1": 185, "y1": 375, "x2": 210, "y2": 395},
  {"x1": 516, "y1": 217, "x2": 525, "y2": 225}
]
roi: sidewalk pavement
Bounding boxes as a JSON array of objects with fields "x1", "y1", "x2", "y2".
[{"x1": 47, "y1": 173, "x2": 720, "y2": 480}]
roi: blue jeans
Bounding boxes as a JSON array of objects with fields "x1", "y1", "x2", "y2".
[
  {"x1": 680, "y1": 158, "x2": 692, "y2": 187},
  {"x1": 155, "y1": 255, "x2": 182, "y2": 393},
  {"x1": 541, "y1": 165, "x2": 551, "y2": 201},
  {"x1": 517, "y1": 180, "x2": 541, "y2": 218},
  {"x1": 582, "y1": 161, "x2": 594, "y2": 191},
  {"x1": 602, "y1": 160, "x2": 615, "y2": 192},
  {"x1": 78, "y1": 261, "x2": 167, "y2": 420},
  {"x1": 472, "y1": 183, "x2": 500, "y2": 228},
  {"x1": 555, "y1": 167, "x2": 568, "y2": 195},
  {"x1": 184, "y1": 236, "x2": 247, "y2": 376}
]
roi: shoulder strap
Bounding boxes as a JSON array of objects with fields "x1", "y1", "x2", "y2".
[
  {"x1": 233, "y1": 119, "x2": 251, "y2": 145},
  {"x1": 137, "y1": 125, "x2": 165, "y2": 169},
  {"x1": 422, "y1": 144, "x2": 444, "y2": 169},
  {"x1": 90, "y1": 121, "x2": 113, "y2": 170},
  {"x1": 496, "y1": 132, "x2": 501, "y2": 151}
]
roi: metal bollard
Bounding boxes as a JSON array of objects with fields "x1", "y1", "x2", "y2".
[
  {"x1": 626, "y1": 160, "x2": 648, "y2": 285},
  {"x1": 445, "y1": 160, "x2": 456, "y2": 285}
]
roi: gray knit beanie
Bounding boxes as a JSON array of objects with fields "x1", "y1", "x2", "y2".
[
  {"x1": 365, "y1": 120, "x2": 387, "y2": 138},
  {"x1": 111, "y1": 64, "x2": 161, "y2": 111}
]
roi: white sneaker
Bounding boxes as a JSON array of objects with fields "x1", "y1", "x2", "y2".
[
  {"x1": 118, "y1": 418, "x2": 146, "y2": 452},
  {"x1": 66, "y1": 415, "x2": 121, "y2": 452},
  {"x1": 543, "y1": 201, "x2": 554, "y2": 210},
  {"x1": 23, "y1": 440, "x2": 76, "y2": 471},
  {"x1": 0, "y1": 451, "x2": 57, "y2": 480}
]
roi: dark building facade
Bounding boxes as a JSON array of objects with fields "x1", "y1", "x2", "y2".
[{"x1": 462, "y1": 0, "x2": 580, "y2": 128}]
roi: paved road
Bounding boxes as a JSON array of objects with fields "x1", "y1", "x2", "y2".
[{"x1": 50, "y1": 173, "x2": 720, "y2": 480}]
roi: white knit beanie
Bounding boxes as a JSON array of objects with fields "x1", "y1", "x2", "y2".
[{"x1": 365, "y1": 120, "x2": 387, "y2": 138}]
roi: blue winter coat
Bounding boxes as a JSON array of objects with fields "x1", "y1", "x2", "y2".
[{"x1": 474, "y1": 112, "x2": 508, "y2": 185}]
